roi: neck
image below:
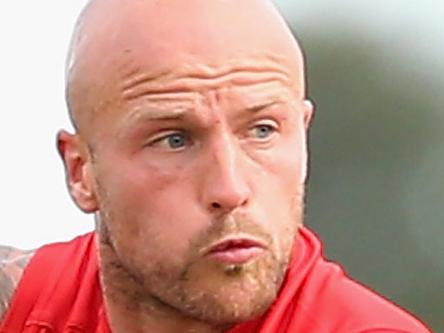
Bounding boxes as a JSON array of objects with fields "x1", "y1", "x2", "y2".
[{"x1": 98, "y1": 242, "x2": 230, "y2": 333}]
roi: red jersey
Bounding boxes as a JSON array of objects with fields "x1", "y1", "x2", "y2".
[{"x1": 0, "y1": 227, "x2": 431, "y2": 333}]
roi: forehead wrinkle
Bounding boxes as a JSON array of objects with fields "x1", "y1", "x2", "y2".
[
  {"x1": 121, "y1": 80, "x2": 298, "y2": 128},
  {"x1": 125, "y1": 91, "x2": 201, "y2": 119},
  {"x1": 125, "y1": 107, "x2": 190, "y2": 122},
  {"x1": 223, "y1": 80, "x2": 299, "y2": 112},
  {"x1": 121, "y1": 57, "x2": 296, "y2": 102},
  {"x1": 124, "y1": 96, "x2": 200, "y2": 121}
]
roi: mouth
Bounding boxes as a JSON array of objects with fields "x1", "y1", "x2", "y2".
[{"x1": 204, "y1": 236, "x2": 266, "y2": 265}]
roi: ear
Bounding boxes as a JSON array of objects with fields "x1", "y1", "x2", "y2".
[
  {"x1": 302, "y1": 99, "x2": 315, "y2": 131},
  {"x1": 57, "y1": 130, "x2": 98, "y2": 213},
  {"x1": 300, "y1": 99, "x2": 315, "y2": 184}
]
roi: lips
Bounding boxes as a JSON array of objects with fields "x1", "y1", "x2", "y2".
[
  {"x1": 209, "y1": 239, "x2": 263, "y2": 252},
  {"x1": 205, "y1": 237, "x2": 266, "y2": 265}
]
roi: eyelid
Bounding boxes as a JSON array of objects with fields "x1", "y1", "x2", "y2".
[
  {"x1": 246, "y1": 118, "x2": 279, "y2": 140},
  {"x1": 146, "y1": 130, "x2": 190, "y2": 148},
  {"x1": 250, "y1": 118, "x2": 279, "y2": 131},
  {"x1": 253, "y1": 118, "x2": 278, "y2": 126},
  {"x1": 147, "y1": 130, "x2": 180, "y2": 144}
]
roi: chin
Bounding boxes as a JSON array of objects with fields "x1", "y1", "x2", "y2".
[
  {"x1": 166, "y1": 255, "x2": 289, "y2": 327},
  {"x1": 186, "y1": 286, "x2": 278, "y2": 327}
]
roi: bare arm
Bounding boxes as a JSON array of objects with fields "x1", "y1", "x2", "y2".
[{"x1": 0, "y1": 246, "x2": 34, "y2": 321}]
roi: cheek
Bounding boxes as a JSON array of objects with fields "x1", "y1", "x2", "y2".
[
  {"x1": 251, "y1": 132, "x2": 306, "y2": 250},
  {"x1": 249, "y1": 114, "x2": 308, "y2": 184},
  {"x1": 95, "y1": 157, "x2": 205, "y2": 264},
  {"x1": 254, "y1": 131, "x2": 307, "y2": 196}
]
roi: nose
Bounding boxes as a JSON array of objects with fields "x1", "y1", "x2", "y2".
[{"x1": 200, "y1": 135, "x2": 251, "y2": 214}]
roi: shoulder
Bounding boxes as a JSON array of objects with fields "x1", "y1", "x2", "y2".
[
  {"x1": 0, "y1": 245, "x2": 35, "y2": 321},
  {"x1": 291, "y1": 228, "x2": 431, "y2": 332}
]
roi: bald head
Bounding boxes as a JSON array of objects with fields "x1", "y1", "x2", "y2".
[{"x1": 66, "y1": 0, "x2": 305, "y2": 139}]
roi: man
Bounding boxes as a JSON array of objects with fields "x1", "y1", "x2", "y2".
[{"x1": 0, "y1": 0, "x2": 431, "y2": 332}]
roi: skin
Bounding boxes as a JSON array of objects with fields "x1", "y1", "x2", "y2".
[
  {"x1": 2, "y1": 0, "x2": 314, "y2": 332},
  {"x1": 0, "y1": 247, "x2": 34, "y2": 320}
]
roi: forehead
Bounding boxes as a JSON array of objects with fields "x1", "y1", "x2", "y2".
[
  {"x1": 117, "y1": 59, "x2": 299, "y2": 129},
  {"x1": 121, "y1": 55, "x2": 297, "y2": 98}
]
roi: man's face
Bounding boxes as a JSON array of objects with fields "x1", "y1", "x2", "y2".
[
  {"x1": 66, "y1": 0, "x2": 312, "y2": 327},
  {"x1": 91, "y1": 61, "x2": 310, "y2": 325}
]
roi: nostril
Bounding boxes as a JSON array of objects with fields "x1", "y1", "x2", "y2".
[{"x1": 211, "y1": 202, "x2": 222, "y2": 209}]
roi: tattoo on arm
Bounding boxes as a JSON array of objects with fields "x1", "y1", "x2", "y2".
[{"x1": 0, "y1": 246, "x2": 35, "y2": 321}]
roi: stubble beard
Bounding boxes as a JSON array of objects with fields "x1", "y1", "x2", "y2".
[{"x1": 97, "y1": 198, "x2": 303, "y2": 328}]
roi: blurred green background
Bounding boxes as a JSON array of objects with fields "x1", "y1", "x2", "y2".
[{"x1": 274, "y1": 1, "x2": 444, "y2": 331}]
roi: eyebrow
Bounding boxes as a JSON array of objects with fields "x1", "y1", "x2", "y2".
[
  {"x1": 137, "y1": 100, "x2": 286, "y2": 127},
  {"x1": 116, "y1": 106, "x2": 190, "y2": 140},
  {"x1": 123, "y1": 94, "x2": 199, "y2": 124},
  {"x1": 244, "y1": 100, "x2": 283, "y2": 113},
  {"x1": 131, "y1": 106, "x2": 191, "y2": 121}
]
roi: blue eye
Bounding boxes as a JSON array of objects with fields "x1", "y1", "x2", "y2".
[
  {"x1": 165, "y1": 133, "x2": 187, "y2": 149},
  {"x1": 150, "y1": 132, "x2": 190, "y2": 150},
  {"x1": 253, "y1": 124, "x2": 275, "y2": 139}
]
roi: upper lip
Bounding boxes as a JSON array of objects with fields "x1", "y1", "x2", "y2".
[{"x1": 202, "y1": 235, "x2": 267, "y2": 255}]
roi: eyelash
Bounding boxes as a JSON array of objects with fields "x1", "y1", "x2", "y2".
[
  {"x1": 148, "y1": 131, "x2": 191, "y2": 150},
  {"x1": 248, "y1": 121, "x2": 278, "y2": 140}
]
